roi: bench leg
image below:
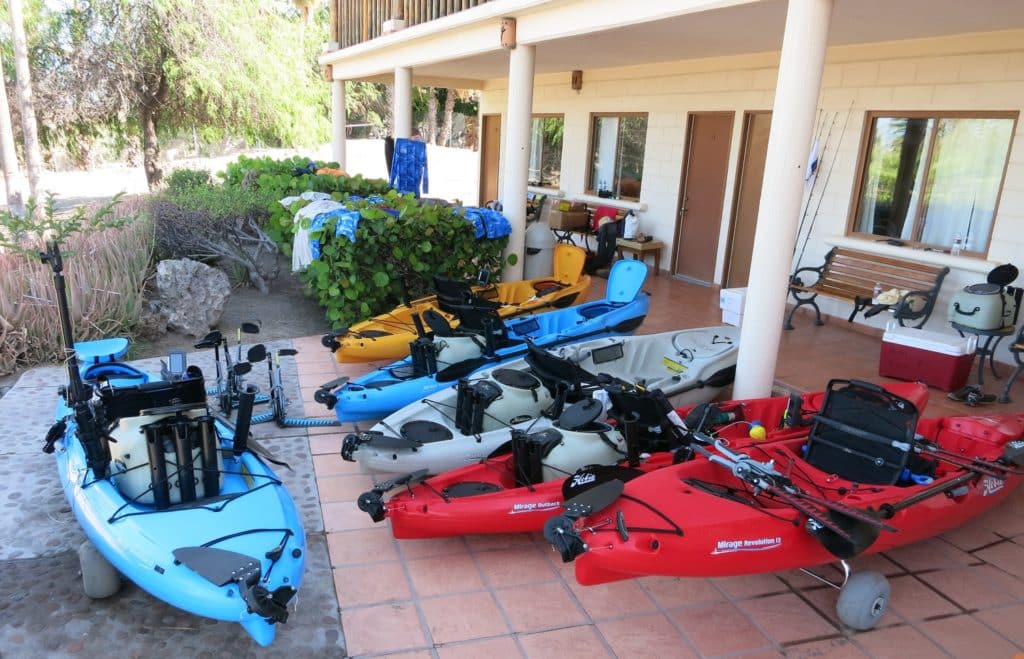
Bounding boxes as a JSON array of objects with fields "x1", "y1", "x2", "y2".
[
  {"x1": 999, "y1": 363, "x2": 1023, "y2": 403},
  {"x1": 784, "y1": 295, "x2": 822, "y2": 330}
]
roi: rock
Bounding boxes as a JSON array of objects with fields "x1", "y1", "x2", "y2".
[
  {"x1": 149, "y1": 259, "x2": 230, "y2": 337},
  {"x1": 135, "y1": 303, "x2": 170, "y2": 340}
]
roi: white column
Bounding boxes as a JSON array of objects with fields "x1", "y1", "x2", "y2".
[
  {"x1": 733, "y1": 0, "x2": 834, "y2": 399},
  {"x1": 500, "y1": 44, "x2": 536, "y2": 281},
  {"x1": 331, "y1": 79, "x2": 347, "y2": 169},
  {"x1": 393, "y1": 67, "x2": 413, "y2": 139}
]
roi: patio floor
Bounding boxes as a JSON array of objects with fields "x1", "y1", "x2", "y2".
[{"x1": 298, "y1": 273, "x2": 1024, "y2": 658}]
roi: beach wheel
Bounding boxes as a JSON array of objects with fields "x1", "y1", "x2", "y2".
[
  {"x1": 78, "y1": 540, "x2": 122, "y2": 599},
  {"x1": 836, "y1": 570, "x2": 889, "y2": 630}
]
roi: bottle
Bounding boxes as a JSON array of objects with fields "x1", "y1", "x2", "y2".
[
  {"x1": 872, "y1": 282, "x2": 882, "y2": 302},
  {"x1": 951, "y1": 234, "x2": 964, "y2": 256}
]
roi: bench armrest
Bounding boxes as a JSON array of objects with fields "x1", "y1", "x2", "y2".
[
  {"x1": 789, "y1": 265, "x2": 824, "y2": 288},
  {"x1": 893, "y1": 290, "x2": 937, "y2": 328}
]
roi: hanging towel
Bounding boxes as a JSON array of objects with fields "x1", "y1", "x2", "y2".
[
  {"x1": 388, "y1": 138, "x2": 429, "y2": 196},
  {"x1": 291, "y1": 199, "x2": 346, "y2": 271}
]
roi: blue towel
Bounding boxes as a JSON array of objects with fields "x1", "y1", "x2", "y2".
[
  {"x1": 461, "y1": 207, "x2": 512, "y2": 239},
  {"x1": 388, "y1": 138, "x2": 429, "y2": 196}
]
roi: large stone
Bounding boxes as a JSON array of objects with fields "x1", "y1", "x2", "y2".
[{"x1": 150, "y1": 259, "x2": 230, "y2": 337}]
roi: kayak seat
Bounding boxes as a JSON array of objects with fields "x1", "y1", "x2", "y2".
[
  {"x1": 605, "y1": 384, "x2": 685, "y2": 452},
  {"x1": 434, "y1": 276, "x2": 501, "y2": 314},
  {"x1": 803, "y1": 379, "x2": 920, "y2": 486},
  {"x1": 451, "y1": 305, "x2": 513, "y2": 352},
  {"x1": 401, "y1": 420, "x2": 453, "y2": 444},
  {"x1": 525, "y1": 342, "x2": 600, "y2": 400}
]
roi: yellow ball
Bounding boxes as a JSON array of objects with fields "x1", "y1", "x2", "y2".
[{"x1": 749, "y1": 424, "x2": 767, "y2": 441}]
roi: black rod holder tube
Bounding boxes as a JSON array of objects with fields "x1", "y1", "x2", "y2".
[
  {"x1": 233, "y1": 385, "x2": 258, "y2": 456},
  {"x1": 199, "y1": 417, "x2": 219, "y2": 497},
  {"x1": 145, "y1": 423, "x2": 171, "y2": 510},
  {"x1": 173, "y1": 416, "x2": 196, "y2": 504}
]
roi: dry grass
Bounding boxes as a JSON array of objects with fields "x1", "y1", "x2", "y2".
[{"x1": 0, "y1": 196, "x2": 154, "y2": 376}]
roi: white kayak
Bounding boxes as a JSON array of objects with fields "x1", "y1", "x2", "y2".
[{"x1": 341, "y1": 326, "x2": 739, "y2": 474}]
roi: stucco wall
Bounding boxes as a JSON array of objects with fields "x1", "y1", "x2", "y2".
[{"x1": 479, "y1": 30, "x2": 1024, "y2": 350}]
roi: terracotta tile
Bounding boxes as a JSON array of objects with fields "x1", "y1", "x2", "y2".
[
  {"x1": 398, "y1": 535, "x2": 470, "y2": 560},
  {"x1": 495, "y1": 582, "x2": 587, "y2": 633},
  {"x1": 406, "y1": 553, "x2": 485, "y2": 597},
  {"x1": 975, "y1": 540, "x2": 1024, "y2": 580},
  {"x1": 669, "y1": 601, "x2": 772, "y2": 656},
  {"x1": 313, "y1": 452, "x2": 363, "y2": 477},
  {"x1": 322, "y1": 500, "x2": 379, "y2": 532},
  {"x1": 333, "y1": 561, "x2": 411, "y2": 608},
  {"x1": 638, "y1": 575, "x2": 724, "y2": 609},
  {"x1": 736, "y1": 593, "x2": 837, "y2": 645},
  {"x1": 917, "y1": 614, "x2": 1020, "y2": 659},
  {"x1": 419, "y1": 591, "x2": 509, "y2": 644},
  {"x1": 940, "y1": 518, "x2": 1004, "y2": 551},
  {"x1": 849, "y1": 553, "x2": 906, "y2": 577},
  {"x1": 436, "y1": 636, "x2": 523, "y2": 659},
  {"x1": 465, "y1": 533, "x2": 540, "y2": 552},
  {"x1": 798, "y1": 586, "x2": 864, "y2": 629},
  {"x1": 975, "y1": 505, "x2": 1024, "y2": 538},
  {"x1": 596, "y1": 613, "x2": 695, "y2": 658},
  {"x1": 785, "y1": 638, "x2": 868, "y2": 658},
  {"x1": 518, "y1": 625, "x2": 611, "y2": 659},
  {"x1": 885, "y1": 576, "x2": 961, "y2": 621},
  {"x1": 566, "y1": 578, "x2": 657, "y2": 621},
  {"x1": 340, "y1": 601, "x2": 427, "y2": 656},
  {"x1": 308, "y1": 432, "x2": 344, "y2": 454},
  {"x1": 975, "y1": 603, "x2": 1024, "y2": 647},
  {"x1": 883, "y1": 537, "x2": 975, "y2": 573},
  {"x1": 713, "y1": 573, "x2": 788, "y2": 600},
  {"x1": 850, "y1": 624, "x2": 946, "y2": 659},
  {"x1": 327, "y1": 527, "x2": 399, "y2": 565},
  {"x1": 475, "y1": 546, "x2": 558, "y2": 588},
  {"x1": 317, "y1": 473, "x2": 376, "y2": 503},
  {"x1": 371, "y1": 652, "x2": 434, "y2": 659},
  {"x1": 924, "y1": 564, "x2": 1023, "y2": 610}
]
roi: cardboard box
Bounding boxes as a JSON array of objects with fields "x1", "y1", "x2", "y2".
[
  {"x1": 879, "y1": 323, "x2": 976, "y2": 392},
  {"x1": 722, "y1": 310, "x2": 743, "y2": 327},
  {"x1": 548, "y1": 209, "x2": 590, "y2": 230},
  {"x1": 719, "y1": 288, "x2": 748, "y2": 315}
]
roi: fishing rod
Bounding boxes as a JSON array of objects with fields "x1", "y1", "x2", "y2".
[{"x1": 793, "y1": 110, "x2": 838, "y2": 256}]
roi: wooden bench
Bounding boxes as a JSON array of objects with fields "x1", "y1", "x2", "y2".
[{"x1": 785, "y1": 247, "x2": 949, "y2": 330}]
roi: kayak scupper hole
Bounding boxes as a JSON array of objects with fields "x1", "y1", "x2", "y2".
[{"x1": 650, "y1": 539, "x2": 660, "y2": 552}]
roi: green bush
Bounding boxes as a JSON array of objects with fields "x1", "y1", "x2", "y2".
[
  {"x1": 305, "y1": 192, "x2": 508, "y2": 328},
  {"x1": 219, "y1": 155, "x2": 388, "y2": 252},
  {"x1": 166, "y1": 167, "x2": 212, "y2": 192}
]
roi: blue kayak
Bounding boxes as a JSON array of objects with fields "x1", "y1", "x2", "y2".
[
  {"x1": 318, "y1": 259, "x2": 650, "y2": 422},
  {"x1": 50, "y1": 343, "x2": 306, "y2": 646}
]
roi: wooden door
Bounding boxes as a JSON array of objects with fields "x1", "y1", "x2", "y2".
[
  {"x1": 479, "y1": 114, "x2": 501, "y2": 206},
  {"x1": 672, "y1": 112, "x2": 734, "y2": 285},
  {"x1": 725, "y1": 111, "x2": 771, "y2": 288}
]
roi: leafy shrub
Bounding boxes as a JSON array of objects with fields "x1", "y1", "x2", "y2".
[
  {"x1": 166, "y1": 167, "x2": 212, "y2": 191},
  {"x1": 151, "y1": 184, "x2": 280, "y2": 293},
  {"x1": 304, "y1": 192, "x2": 508, "y2": 328},
  {"x1": 0, "y1": 196, "x2": 153, "y2": 376},
  {"x1": 219, "y1": 155, "x2": 388, "y2": 251}
]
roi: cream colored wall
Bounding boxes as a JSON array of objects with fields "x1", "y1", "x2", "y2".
[{"x1": 481, "y1": 30, "x2": 1024, "y2": 350}]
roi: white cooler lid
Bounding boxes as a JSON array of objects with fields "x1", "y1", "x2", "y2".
[{"x1": 882, "y1": 321, "x2": 977, "y2": 356}]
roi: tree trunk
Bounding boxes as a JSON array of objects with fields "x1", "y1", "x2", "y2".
[
  {"x1": 7, "y1": 0, "x2": 43, "y2": 198},
  {"x1": 0, "y1": 52, "x2": 26, "y2": 215},
  {"x1": 426, "y1": 88, "x2": 438, "y2": 145},
  {"x1": 141, "y1": 106, "x2": 163, "y2": 190},
  {"x1": 439, "y1": 88, "x2": 456, "y2": 147}
]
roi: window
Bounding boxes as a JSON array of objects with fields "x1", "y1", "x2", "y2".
[
  {"x1": 528, "y1": 115, "x2": 563, "y2": 188},
  {"x1": 850, "y1": 112, "x2": 1017, "y2": 256},
  {"x1": 587, "y1": 113, "x2": 648, "y2": 199}
]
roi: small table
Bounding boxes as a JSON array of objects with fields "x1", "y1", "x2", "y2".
[
  {"x1": 616, "y1": 238, "x2": 664, "y2": 275},
  {"x1": 950, "y1": 321, "x2": 1016, "y2": 387}
]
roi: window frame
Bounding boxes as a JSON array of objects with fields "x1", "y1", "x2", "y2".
[
  {"x1": 528, "y1": 112, "x2": 565, "y2": 189},
  {"x1": 845, "y1": 110, "x2": 1018, "y2": 258},
  {"x1": 585, "y1": 111, "x2": 649, "y2": 201}
]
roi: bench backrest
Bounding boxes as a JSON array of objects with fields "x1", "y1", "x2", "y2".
[{"x1": 819, "y1": 247, "x2": 947, "y2": 300}]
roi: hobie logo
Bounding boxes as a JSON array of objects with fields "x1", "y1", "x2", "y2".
[
  {"x1": 711, "y1": 537, "x2": 782, "y2": 555},
  {"x1": 980, "y1": 475, "x2": 1005, "y2": 497},
  {"x1": 570, "y1": 472, "x2": 597, "y2": 488}
]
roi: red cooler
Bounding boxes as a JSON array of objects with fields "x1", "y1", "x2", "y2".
[{"x1": 879, "y1": 322, "x2": 976, "y2": 392}]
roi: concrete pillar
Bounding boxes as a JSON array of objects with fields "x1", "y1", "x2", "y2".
[
  {"x1": 393, "y1": 67, "x2": 413, "y2": 139},
  {"x1": 733, "y1": 0, "x2": 834, "y2": 399},
  {"x1": 499, "y1": 44, "x2": 536, "y2": 281},
  {"x1": 331, "y1": 79, "x2": 347, "y2": 169}
]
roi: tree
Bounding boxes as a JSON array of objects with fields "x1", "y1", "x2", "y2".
[
  {"x1": 6, "y1": 0, "x2": 42, "y2": 197},
  {"x1": 439, "y1": 88, "x2": 456, "y2": 147},
  {"x1": 0, "y1": 50, "x2": 25, "y2": 215},
  {"x1": 425, "y1": 87, "x2": 438, "y2": 144}
]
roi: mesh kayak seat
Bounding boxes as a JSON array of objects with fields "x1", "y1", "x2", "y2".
[{"x1": 433, "y1": 276, "x2": 501, "y2": 314}]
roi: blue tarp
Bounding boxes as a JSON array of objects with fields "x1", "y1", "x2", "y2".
[{"x1": 461, "y1": 207, "x2": 512, "y2": 239}]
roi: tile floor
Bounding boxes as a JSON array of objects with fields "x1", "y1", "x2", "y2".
[{"x1": 294, "y1": 274, "x2": 1024, "y2": 658}]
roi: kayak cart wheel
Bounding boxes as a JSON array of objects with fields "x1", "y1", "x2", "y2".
[
  {"x1": 78, "y1": 540, "x2": 122, "y2": 599},
  {"x1": 836, "y1": 570, "x2": 889, "y2": 630}
]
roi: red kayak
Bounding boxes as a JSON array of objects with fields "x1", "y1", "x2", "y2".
[
  {"x1": 358, "y1": 381, "x2": 929, "y2": 539},
  {"x1": 545, "y1": 379, "x2": 1023, "y2": 630}
]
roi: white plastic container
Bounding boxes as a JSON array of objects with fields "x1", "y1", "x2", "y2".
[{"x1": 720, "y1": 288, "x2": 747, "y2": 326}]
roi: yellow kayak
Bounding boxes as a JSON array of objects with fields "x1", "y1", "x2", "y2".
[{"x1": 325, "y1": 244, "x2": 591, "y2": 363}]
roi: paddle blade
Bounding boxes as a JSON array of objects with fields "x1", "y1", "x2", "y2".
[{"x1": 561, "y1": 464, "x2": 644, "y2": 502}]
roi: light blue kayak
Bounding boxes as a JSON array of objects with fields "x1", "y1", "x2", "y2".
[
  {"x1": 318, "y1": 259, "x2": 650, "y2": 422},
  {"x1": 50, "y1": 345, "x2": 306, "y2": 646}
]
